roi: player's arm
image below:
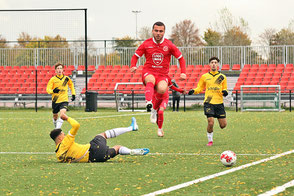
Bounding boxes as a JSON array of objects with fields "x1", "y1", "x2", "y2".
[
  {"x1": 170, "y1": 42, "x2": 186, "y2": 80},
  {"x1": 170, "y1": 85, "x2": 184, "y2": 94},
  {"x1": 46, "y1": 78, "x2": 54, "y2": 94},
  {"x1": 130, "y1": 42, "x2": 145, "y2": 72},
  {"x1": 188, "y1": 75, "x2": 205, "y2": 95},
  {"x1": 68, "y1": 77, "x2": 76, "y2": 101},
  {"x1": 66, "y1": 117, "x2": 80, "y2": 136},
  {"x1": 221, "y1": 76, "x2": 228, "y2": 97}
]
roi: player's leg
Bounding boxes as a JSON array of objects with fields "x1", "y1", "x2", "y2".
[
  {"x1": 218, "y1": 118, "x2": 227, "y2": 129},
  {"x1": 176, "y1": 97, "x2": 180, "y2": 111},
  {"x1": 56, "y1": 108, "x2": 67, "y2": 129},
  {"x1": 216, "y1": 104, "x2": 227, "y2": 129},
  {"x1": 155, "y1": 80, "x2": 168, "y2": 95},
  {"x1": 206, "y1": 117, "x2": 214, "y2": 146},
  {"x1": 157, "y1": 108, "x2": 165, "y2": 137},
  {"x1": 156, "y1": 92, "x2": 168, "y2": 137},
  {"x1": 104, "y1": 117, "x2": 138, "y2": 138},
  {"x1": 144, "y1": 74, "x2": 156, "y2": 112},
  {"x1": 204, "y1": 103, "x2": 215, "y2": 146},
  {"x1": 172, "y1": 96, "x2": 176, "y2": 111},
  {"x1": 52, "y1": 113, "x2": 58, "y2": 128},
  {"x1": 150, "y1": 93, "x2": 160, "y2": 124}
]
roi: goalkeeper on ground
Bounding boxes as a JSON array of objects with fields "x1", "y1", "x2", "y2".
[
  {"x1": 46, "y1": 63, "x2": 76, "y2": 129},
  {"x1": 188, "y1": 57, "x2": 228, "y2": 146}
]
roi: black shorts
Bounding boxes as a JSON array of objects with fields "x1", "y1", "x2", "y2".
[
  {"x1": 204, "y1": 103, "x2": 226, "y2": 119},
  {"x1": 52, "y1": 102, "x2": 68, "y2": 114},
  {"x1": 88, "y1": 135, "x2": 117, "y2": 162}
]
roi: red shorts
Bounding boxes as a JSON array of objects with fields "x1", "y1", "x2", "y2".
[
  {"x1": 142, "y1": 71, "x2": 169, "y2": 86},
  {"x1": 152, "y1": 91, "x2": 169, "y2": 110}
]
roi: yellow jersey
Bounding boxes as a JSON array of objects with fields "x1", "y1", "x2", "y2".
[
  {"x1": 55, "y1": 117, "x2": 90, "y2": 163},
  {"x1": 46, "y1": 75, "x2": 76, "y2": 103},
  {"x1": 192, "y1": 71, "x2": 227, "y2": 104}
]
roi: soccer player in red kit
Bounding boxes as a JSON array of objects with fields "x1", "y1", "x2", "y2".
[
  {"x1": 130, "y1": 21, "x2": 186, "y2": 112},
  {"x1": 150, "y1": 77, "x2": 186, "y2": 137}
]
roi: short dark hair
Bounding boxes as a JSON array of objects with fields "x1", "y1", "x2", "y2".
[
  {"x1": 54, "y1": 62, "x2": 64, "y2": 70},
  {"x1": 209, "y1": 57, "x2": 220, "y2": 63},
  {"x1": 152, "y1": 21, "x2": 165, "y2": 30},
  {"x1": 50, "y1": 129, "x2": 62, "y2": 141}
]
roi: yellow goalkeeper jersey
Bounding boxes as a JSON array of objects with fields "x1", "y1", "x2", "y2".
[
  {"x1": 192, "y1": 71, "x2": 227, "y2": 104},
  {"x1": 46, "y1": 74, "x2": 76, "y2": 103},
  {"x1": 55, "y1": 117, "x2": 90, "y2": 163}
]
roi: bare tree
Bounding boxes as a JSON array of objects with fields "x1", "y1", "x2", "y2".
[
  {"x1": 139, "y1": 26, "x2": 152, "y2": 40},
  {"x1": 0, "y1": 34, "x2": 8, "y2": 48},
  {"x1": 258, "y1": 28, "x2": 277, "y2": 46},
  {"x1": 170, "y1": 19, "x2": 203, "y2": 47}
]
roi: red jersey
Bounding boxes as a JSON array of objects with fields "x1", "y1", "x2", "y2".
[{"x1": 134, "y1": 38, "x2": 183, "y2": 75}]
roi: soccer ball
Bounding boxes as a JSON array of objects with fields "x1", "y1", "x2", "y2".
[{"x1": 220, "y1": 150, "x2": 237, "y2": 167}]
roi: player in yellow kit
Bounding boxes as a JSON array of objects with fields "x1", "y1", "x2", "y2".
[
  {"x1": 46, "y1": 63, "x2": 76, "y2": 129},
  {"x1": 50, "y1": 115, "x2": 149, "y2": 163},
  {"x1": 188, "y1": 57, "x2": 228, "y2": 146}
]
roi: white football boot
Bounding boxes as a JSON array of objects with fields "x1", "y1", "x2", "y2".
[{"x1": 150, "y1": 108, "x2": 157, "y2": 124}]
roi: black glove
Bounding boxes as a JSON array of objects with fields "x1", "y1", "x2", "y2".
[
  {"x1": 188, "y1": 89, "x2": 195, "y2": 95},
  {"x1": 53, "y1": 88, "x2": 60, "y2": 93},
  {"x1": 222, "y1": 90, "x2": 228, "y2": 97},
  {"x1": 71, "y1": 95, "x2": 76, "y2": 101}
]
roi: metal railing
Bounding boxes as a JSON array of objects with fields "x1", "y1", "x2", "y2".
[{"x1": 0, "y1": 45, "x2": 294, "y2": 68}]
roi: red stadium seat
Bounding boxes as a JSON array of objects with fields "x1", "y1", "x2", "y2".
[
  {"x1": 232, "y1": 64, "x2": 241, "y2": 71},
  {"x1": 77, "y1": 65, "x2": 85, "y2": 71},
  {"x1": 221, "y1": 64, "x2": 230, "y2": 71},
  {"x1": 88, "y1": 65, "x2": 96, "y2": 71}
]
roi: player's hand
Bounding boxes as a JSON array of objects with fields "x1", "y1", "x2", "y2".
[
  {"x1": 53, "y1": 88, "x2": 60, "y2": 93},
  {"x1": 130, "y1": 67, "x2": 137, "y2": 73},
  {"x1": 182, "y1": 89, "x2": 187, "y2": 94},
  {"x1": 222, "y1": 90, "x2": 228, "y2": 97},
  {"x1": 188, "y1": 89, "x2": 195, "y2": 95},
  {"x1": 71, "y1": 95, "x2": 76, "y2": 101},
  {"x1": 179, "y1": 73, "x2": 186, "y2": 81}
]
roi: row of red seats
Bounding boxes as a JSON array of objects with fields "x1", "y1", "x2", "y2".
[{"x1": 234, "y1": 64, "x2": 294, "y2": 92}]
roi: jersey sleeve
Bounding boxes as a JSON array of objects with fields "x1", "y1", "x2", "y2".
[
  {"x1": 134, "y1": 42, "x2": 145, "y2": 58},
  {"x1": 170, "y1": 42, "x2": 182, "y2": 59},
  {"x1": 222, "y1": 75, "x2": 228, "y2": 91},
  {"x1": 67, "y1": 117, "x2": 80, "y2": 137},
  {"x1": 46, "y1": 78, "x2": 54, "y2": 94},
  {"x1": 68, "y1": 77, "x2": 76, "y2": 95},
  {"x1": 193, "y1": 75, "x2": 206, "y2": 94}
]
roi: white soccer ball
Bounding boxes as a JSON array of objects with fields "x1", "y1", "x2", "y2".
[{"x1": 220, "y1": 150, "x2": 237, "y2": 167}]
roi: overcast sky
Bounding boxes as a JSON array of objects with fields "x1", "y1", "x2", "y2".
[{"x1": 0, "y1": 0, "x2": 293, "y2": 46}]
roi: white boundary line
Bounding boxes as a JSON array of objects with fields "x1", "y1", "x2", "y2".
[
  {"x1": 0, "y1": 152, "x2": 278, "y2": 156},
  {"x1": 258, "y1": 180, "x2": 294, "y2": 196},
  {"x1": 143, "y1": 149, "x2": 294, "y2": 196},
  {"x1": 0, "y1": 112, "x2": 149, "y2": 120}
]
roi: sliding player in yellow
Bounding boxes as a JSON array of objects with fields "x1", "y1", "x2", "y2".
[
  {"x1": 50, "y1": 114, "x2": 149, "y2": 163},
  {"x1": 188, "y1": 57, "x2": 228, "y2": 146},
  {"x1": 46, "y1": 63, "x2": 76, "y2": 129}
]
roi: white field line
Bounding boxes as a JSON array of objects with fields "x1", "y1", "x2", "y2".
[
  {"x1": 143, "y1": 149, "x2": 294, "y2": 196},
  {"x1": 258, "y1": 180, "x2": 294, "y2": 196},
  {"x1": 0, "y1": 152, "x2": 278, "y2": 156},
  {"x1": 0, "y1": 112, "x2": 149, "y2": 120}
]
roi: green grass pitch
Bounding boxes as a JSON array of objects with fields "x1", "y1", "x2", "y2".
[{"x1": 1, "y1": 109, "x2": 293, "y2": 195}]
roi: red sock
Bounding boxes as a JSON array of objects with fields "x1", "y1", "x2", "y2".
[
  {"x1": 157, "y1": 110, "x2": 164, "y2": 129},
  {"x1": 145, "y1": 82, "x2": 154, "y2": 102}
]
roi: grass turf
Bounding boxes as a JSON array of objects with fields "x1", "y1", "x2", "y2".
[{"x1": 0, "y1": 109, "x2": 293, "y2": 195}]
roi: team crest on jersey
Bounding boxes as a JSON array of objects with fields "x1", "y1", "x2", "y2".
[
  {"x1": 152, "y1": 53, "x2": 164, "y2": 65},
  {"x1": 163, "y1": 46, "x2": 168, "y2": 52}
]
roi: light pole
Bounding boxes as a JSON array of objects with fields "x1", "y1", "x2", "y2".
[{"x1": 132, "y1": 10, "x2": 141, "y2": 40}]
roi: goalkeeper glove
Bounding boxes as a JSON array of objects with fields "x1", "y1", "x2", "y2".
[
  {"x1": 53, "y1": 88, "x2": 60, "y2": 93},
  {"x1": 188, "y1": 89, "x2": 195, "y2": 95},
  {"x1": 71, "y1": 95, "x2": 76, "y2": 101},
  {"x1": 222, "y1": 90, "x2": 228, "y2": 97}
]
